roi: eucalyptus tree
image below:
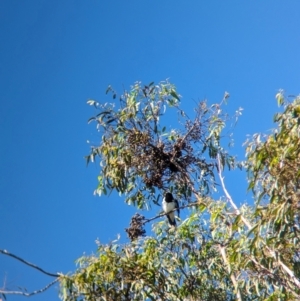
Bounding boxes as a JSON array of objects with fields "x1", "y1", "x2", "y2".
[{"x1": 59, "y1": 83, "x2": 299, "y2": 301}]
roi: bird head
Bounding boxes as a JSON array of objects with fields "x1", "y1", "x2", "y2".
[{"x1": 164, "y1": 192, "x2": 174, "y2": 203}]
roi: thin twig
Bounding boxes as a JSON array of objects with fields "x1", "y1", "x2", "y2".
[
  {"x1": 180, "y1": 116, "x2": 199, "y2": 147},
  {"x1": 0, "y1": 249, "x2": 59, "y2": 278},
  {"x1": 0, "y1": 278, "x2": 59, "y2": 297}
]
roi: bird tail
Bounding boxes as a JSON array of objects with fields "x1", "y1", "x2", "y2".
[{"x1": 167, "y1": 215, "x2": 176, "y2": 226}]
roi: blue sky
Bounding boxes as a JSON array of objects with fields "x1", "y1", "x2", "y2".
[{"x1": 0, "y1": 1, "x2": 299, "y2": 300}]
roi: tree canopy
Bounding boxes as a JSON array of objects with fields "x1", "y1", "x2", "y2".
[
  {"x1": 60, "y1": 82, "x2": 300, "y2": 301},
  {"x1": 2, "y1": 81, "x2": 299, "y2": 301}
]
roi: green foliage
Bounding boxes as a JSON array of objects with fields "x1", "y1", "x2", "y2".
[
  {"x1": 60, "y1": 83, "x2": 300, "y2": 301},
  {"x1": 61, "y1": 210, "x2": 238, "y2": 301},
  {"x1": 244, "y1": 94, "x2": 300, "y2": 298}
]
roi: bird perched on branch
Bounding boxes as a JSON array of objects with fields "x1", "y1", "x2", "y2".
[{"x1": 162, "y1": 192, "x2": 180, "y2": 226}]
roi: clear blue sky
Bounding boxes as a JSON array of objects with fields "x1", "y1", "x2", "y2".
[{"x1": 0, "y1": 1, "x2": 299, "y2": 300}]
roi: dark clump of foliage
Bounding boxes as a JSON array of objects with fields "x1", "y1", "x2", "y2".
[{"x1": 125, "y1": 213, "x2": 146, "y2": 242}]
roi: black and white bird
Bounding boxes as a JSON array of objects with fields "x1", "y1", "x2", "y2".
[{"x1": 162, "y1": 192, "x2": 180, "y2": 226}]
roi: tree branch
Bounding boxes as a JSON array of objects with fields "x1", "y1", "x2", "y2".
[
  {"x1": 0, "y1": 278, "x2": 59, "y2": 297},
  {"x1": 143, "y1": 201, "x2": 200, "y2": 224},
  {"x1": 216, "y1": 154, "x2": 252, "y2": 229},
  {"x1": 0, "y1": 249, "x2": 59, "y2": 278}
]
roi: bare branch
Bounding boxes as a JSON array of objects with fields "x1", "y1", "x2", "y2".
[
  {"x1": 216, "y1": 154, "x2": 252, "y2": 229},
  {"x1": 0, "y1": 249, "x2": 59, "y2": 278},
  {"x1": 0, "y1": 278, "x2": 59, "y2": 297}
]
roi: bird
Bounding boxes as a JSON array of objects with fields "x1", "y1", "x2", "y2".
[{"x1": 162, "y1": 192, "x2": 180, "y2": 226}]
